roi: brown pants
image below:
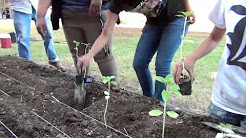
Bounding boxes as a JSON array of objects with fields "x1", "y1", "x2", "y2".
[{"x1": 61, "y1": 10, "x2": 118, "y2": 80}]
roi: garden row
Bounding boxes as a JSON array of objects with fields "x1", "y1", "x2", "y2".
[{"x1": 0, "y1": 56, "x2": 217, "y2": 138}]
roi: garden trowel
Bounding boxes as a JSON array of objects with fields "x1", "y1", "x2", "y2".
[{"x1": 74, "y1": 67, "x2": 93, "y2": 109}]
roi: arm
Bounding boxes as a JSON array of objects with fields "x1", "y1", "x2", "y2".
[
  {"x1": 173, "y1": 26, "x2": 226, "y2": 84},
  {"x1": 36, "y1": 0, "x2": 51, "y2": 37},
  {"x1": 184, "y1": 0, "x2": 192, "y2": 12},
  {"x1": 77, "y1": 10, "x2": 119, "y2": 70}
]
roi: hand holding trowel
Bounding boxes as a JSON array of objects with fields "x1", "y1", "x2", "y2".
[
  {"x1": 73, "y1": 41, "x2": 94, "y2": 109},
  {"x1": 74, "y1": 64, "x2": 94, "y2": 109}
]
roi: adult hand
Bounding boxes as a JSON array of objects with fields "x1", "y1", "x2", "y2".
[
  {"x1": 36, "y1": 17, "x2": 47, "y2": 37},
  {"x1": 188, "y1": 12, "x2": 196, "y2": 24},
  {"x1": 89, "y1": 0, "x2": 102, "y2": 16},
  {"x1": 77, "y1": 55, "x2": 92, "y2": 73},
  {"x1": 173, "y1": 58, "x2": 196, "y2": 84}
]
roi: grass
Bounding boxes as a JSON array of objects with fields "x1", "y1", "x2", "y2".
[{"x1": 0, "y1": 19, "x2": 225, "y2": 114}]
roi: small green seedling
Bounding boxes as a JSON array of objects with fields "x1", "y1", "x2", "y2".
[
  {"x1": 176, "y1": 11, "x2": 193, "y2": 22},
  {"x1": 149, "y1": 74, "x2": 182, "y2": 138},
  {"x1": 101, "y1": 76, "x2": 117, "y2": 128},
  {"x1": 73, "y1": 40, "x2": 91, "y2": 55},
  {"x1": 175, "y1": 11, "x2": 194, "y2": 95},
  {"x1": 73, "y1": 40, "x2": 91, "y2": 73},
  {"x1": 219, "y1": 123, "x2": 233, "y2": 130},
  {"x1": 149, "y1": 11, "x2": 192, "y2": 138},
  {"x1": 218, "y1": 123, "x2": 234, "y2": 136},
  {"x1": 176, "y1": 11, "x2": 193, "y2": 59}
]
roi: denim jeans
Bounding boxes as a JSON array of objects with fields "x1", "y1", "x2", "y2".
[
  {"x1": 208, "y1": 103, "x2": 246, "y2": 129},
  {"x1": 133, "y1": 18, "x2": 188, "y2": 102},
  {"x1": 13, "y1": 7, "x2": 58, "y2": 62}
]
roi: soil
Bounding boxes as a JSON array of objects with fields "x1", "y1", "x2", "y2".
[
  {"x1": 179, "y1": 75, "x2": 192, "y2": 95},
  {"x1": 0, "y1": 56, "x2": 219, "y2": 138}
]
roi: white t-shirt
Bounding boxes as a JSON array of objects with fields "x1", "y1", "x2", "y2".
[
  {"x1": 8, "y1": 0, "x2": 38, "y2": 14},
  {"x1": 209, "y1": 0, "x2": 246, "y2": 115}
]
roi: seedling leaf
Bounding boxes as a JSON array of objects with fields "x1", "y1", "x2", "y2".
[
  {"x1": 102, "y1": 79, "x2": 108, "y2": 84},
  {"x1": 73, "y1": 40, "x2": 81, "y2": 47},
  {"x1": 105, "y1": 95, "x2": 110, "y2": 100},
  {"x1": 104, "y1": 91, "x2": 110, "y2": 96},
  {"x1": 102, "y1": 76, "x2": 115, "y2": 84},
  {"x1": 162, "y1": 90, "x2": 170, "y2": 101},
  {"x1": 169, "y1": 84, "x2": 180, "y2": 91},
  {"x1": 176, "y1": 15, "x2": 184, "y2": 18},
  {"x1": 110, "y1": 81, "x2": 117, "y2": 86},
  {"x1": 178, "y1": 11, "x2": 193, "y2": 17},
  {"x1": 173, "y1": 91, "x2": 183, "y2": 98},
  {"x1": 81, "y1": 42, "x2": 91, "y2": 47},
  {"x1": 149, "y1": 110, "x2": 163, "y2": 116},
  {"x1": 156, "y1": 76, "x2": 165, "y2": 83},
  {"x1": 219, "y1": 123, "x2": 233, "y2": 130},
  {"x1": 184, "y1": 11, "x2": 193, "y2": 17},
  {"x1": 167, "y1": 111, "x2": 179, "y2": 118},
  {"x1": 164, "y1": 74, "x2": 173, "y2": 84},
  {"x1": 108, "y1": 76, "x2": 115, "y2": 80}
]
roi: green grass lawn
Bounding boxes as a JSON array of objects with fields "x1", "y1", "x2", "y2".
[{"x1": 0, "y1": 19, "x2": 225, "y2": 114}]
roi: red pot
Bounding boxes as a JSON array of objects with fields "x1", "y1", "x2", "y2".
[{"x1": 0, "y1": 34, "x2": 12, "y2": 48}]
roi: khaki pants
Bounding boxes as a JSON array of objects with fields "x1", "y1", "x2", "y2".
[{"x1": 61, "y1": 10, "x2": 118, "y2": 81}]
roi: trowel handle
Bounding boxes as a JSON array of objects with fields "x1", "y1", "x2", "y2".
[
  {"x1": 79, "y1": 63, "x2": 86, "y2": 79},
  {"x1": 80, "y1": 63, "x2": 83, "y2": 69},
  {"x1": 79, "y1": 63, "x2": 84, "y2": 75}
]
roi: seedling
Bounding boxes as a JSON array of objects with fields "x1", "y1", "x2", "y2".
[
  {"x1": 73, "y1": 40, "x2": 91, "y2": 72},
  {"x1": 176, "y1": 11, "x2": 194, "y2": 95},
  {"x1": 73, "y1": 40, "x2": 91, "y2": 52},
  {"x1": 219, "y1": 123, "x2": 233, "y2": 130},
  {"x1": 102, "y1": 76, "x2": 117, "y2": 128},
  {"x1": 73, "y1": 40, "x2": 93, "y2": 109},
  {"x1": 149, "y1": 74, "x2": 182, "y2": 138},
  {"x1": 218, "y1": 123, "x2": 234, "y2": 136}
]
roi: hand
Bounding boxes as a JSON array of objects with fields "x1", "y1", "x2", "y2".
[
  {"x1": 173, "y1": 57, "x2": 196, "y2": 84},
  {"x1": 188, "y1": 12, "x2": 196, "y2": 24},
  {"x1": 36, "y1": 17, "x2": 47, "y2": 37},
  {"x1": 89, "y1": 0, "x2": 102, "y2": 16},
  {"x1": 77, "y1": 55, "x2": 92, "y2": 73}
]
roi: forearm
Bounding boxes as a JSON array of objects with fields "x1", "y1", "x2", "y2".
[
  {"x1": 187, "y1": 27, "x2": 226, "y2": 62},
  {"x1": 37, "y1": 0, "x2": 51, "y2": 19},
  {"x1": 86, "y1": 10, "x2": 118, "y2": 59},
  {"x1": 184, "y1": 0, "x2": 192, "y2": 11},
  {"x1": 87, "y1": 31, "x2": 113, "y2": 58}
]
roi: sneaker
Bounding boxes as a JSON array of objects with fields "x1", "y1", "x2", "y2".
[{"x1": 49, "y1": 61, "x2": 65, "y2": 71}]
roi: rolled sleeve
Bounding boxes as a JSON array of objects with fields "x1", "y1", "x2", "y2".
[{"x1": 208, "y1": 0, "x2": 226, "y2": 29}]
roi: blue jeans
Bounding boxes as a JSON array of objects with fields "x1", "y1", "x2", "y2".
[
  {"x1": 13, "y1": 7, "x2": 58, "y2": 62},
  {"x1": 208, "y1": 103, "x2": 246, "y2": 129},
  {"x1": 133, "y1": 18, "x2": 188, "y2": 102}
]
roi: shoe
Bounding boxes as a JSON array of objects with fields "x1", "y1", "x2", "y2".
[{"x1": 49, "y1": 61, "x2": 65, "y2": 71}]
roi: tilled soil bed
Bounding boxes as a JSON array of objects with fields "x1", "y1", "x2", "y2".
[{"x1": 0, "y1": 56, "x2": 219, "y2": 138}]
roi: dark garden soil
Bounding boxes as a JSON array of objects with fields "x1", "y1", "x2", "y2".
[
  {"x1": 179, "y1": 75, "x2": 192, "y2": 96},
  {"x1": 0, "y1": 56, "x2": 220, "y2": 138}
]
